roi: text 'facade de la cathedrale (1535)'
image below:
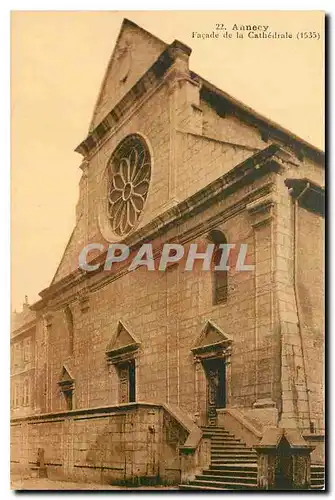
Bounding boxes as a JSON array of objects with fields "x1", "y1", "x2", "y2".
[{"x1": 11, "y1": 18, "x2": 325, "y2": 490}]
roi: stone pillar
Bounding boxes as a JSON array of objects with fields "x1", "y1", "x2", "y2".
[
  {"x1": 164, "y1": 40, "x2": 202, "y2": 211},
  {"x1": 180, "y1": 437, "x2": 211, "y2": 484},
  {"x1": 224, "y1": 347, "x2": 232, "y2": 407},
  {"x1": 246, "y1": 192, "x2": 277, "y2": 404},
  {"x1": 193, "y1": 357, "x2": 201, "y2": 424},
  {"x1": 256, "y1": 448, "x2": 277, "y2": 490}
]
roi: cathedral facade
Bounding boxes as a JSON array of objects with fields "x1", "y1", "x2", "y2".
[{"x1": 11, "y1": 19, "x2": 324, "y2": 489}]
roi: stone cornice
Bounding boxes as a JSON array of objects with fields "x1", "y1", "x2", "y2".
[
  {"x1": 10, "y1": 402, "x2": 163, "y2": 424},
  {"x1": 285, "y1": 178, "x2": 325, "y2": 217},
  {"x1": 32, "y1": 144, "x2": 284, "y2": 310},
  {"x1": 177, "y1": 129, "x2": 261, "y2": 153},
  {"x1": 11, "y1": 320, "x2": 36, "y2": 340},
  {"x1": 246, "y1": 192, "x2": 277, "y2": 228}
]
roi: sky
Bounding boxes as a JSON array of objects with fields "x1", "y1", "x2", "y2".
[{"x1": 11, "y1": 10, "x2": 324, "y2": 311}]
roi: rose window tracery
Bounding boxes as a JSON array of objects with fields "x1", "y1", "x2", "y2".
[{"x1": 107, "y1": 135, "x2": 151, "y2": 237}]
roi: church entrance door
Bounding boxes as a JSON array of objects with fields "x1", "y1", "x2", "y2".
[{"x1": 203, "y1": 358, "x2": 226, "y2": 426}]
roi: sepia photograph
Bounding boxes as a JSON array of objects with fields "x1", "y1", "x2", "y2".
[{"x1": 10, "y1": 10, "x2": 325, "y2": 491}]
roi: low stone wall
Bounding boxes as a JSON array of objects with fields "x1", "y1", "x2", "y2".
[
  {"x1": 303, "y1": 434, "x2": 325, "y2": 464},
  {"x1": 10, "y1": 402, "x2": 201, "y2": 486},
  {"x1": 217, "y1": 408, "x2": 262, "y2": 448}
]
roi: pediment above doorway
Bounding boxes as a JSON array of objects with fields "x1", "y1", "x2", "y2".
[
  {"x1": 106, "y1": 320, "x2": 141, "y2": 364},
  {"x1": 191, "y1": 320, "x2": 232, "y2": 357}
]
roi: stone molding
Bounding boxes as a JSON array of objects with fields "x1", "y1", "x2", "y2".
[
  {"x1": 106, "y1": 320, "x2": 141, "y2": 365},
  {"x1": 285, "y1": 177, "x2": 325, "y2": 217},
  {"x1": 246, "y1": 192, "x2": 276, "y2": 228}
]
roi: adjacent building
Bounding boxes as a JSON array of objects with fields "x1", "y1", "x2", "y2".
[{"x1": 11, "y1": 297, "x2": 36, "y2": 418}]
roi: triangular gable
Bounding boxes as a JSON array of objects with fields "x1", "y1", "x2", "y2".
[
  {"x1": 58, "y1": 364, "x2": 75, "y2": 390},
  {"x1": 60, "y1": 364, "x2": 74, "y2": 382},
  {"x1": 191, "y1": 320, "x2": 232, "y2": 355},
  {"x1": 89, "y1": 18, "x2": 167, "y2": 132},
  {"x1": 106, "y1": 320, "x2": 141, "y2": 359}
]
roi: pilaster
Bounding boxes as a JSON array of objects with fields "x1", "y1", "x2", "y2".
[{"x1": 246, "y1": 191, "x2": 277, "y2": 407}]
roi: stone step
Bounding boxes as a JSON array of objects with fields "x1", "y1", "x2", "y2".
[
  {"x1": 211, "y1": 437, "x2": 243, "y2": 442},
  {"x1": 310, "y1": 484, "x2": 324, "y2": 490},
  {"x1": 203, "y1": 430, "x2": 233, "y2": 434},
  {"x1": 310, "y1": 464, "x2": 325, "y2": 489},
  {"x1": 205, "y1": 468, "x2": 258, "y2": 478},
  {"x1": 211, "y1": 442, "x2": 244, "y2": 447},
  {"x1": 196, "y1": 474, "x2": 257, "y2": 485},
  {"x1": 202, "y1": 430, "x2": 234, "y2": 436},
  {"x1": 211, "y1": 459, "x2": 257, "y2": 465},
  {"x1": 212, "y1": 449, "x2": 256, "y2": 455},
  {"x1": 211, "y1": 442, "x2": 247, "y2": 447},
  {"x1": 210, "y1": 434, "x2": 239, "y2": 438},
  {"x1": 202, "y1": 426, "x2": 230, "y2": 430},
  {"x1": 201, "y1": 427, "x2": 233, "y2": 435},
  {"x1": 209, "y1": 464, "x2": 258, "y2": 472},
  {"x1": 179, "y1": 484, "x2": 230, "y2": 490},
  {"x1": 180, "y1": 479, "x2": 256, "y2": 490},
  {"x1": 211, "y1": 454, "x2": 257, "y2": 460},
  {"x1": 211, "y1": 438, "x2": 242, "y2": 444},
  {"x1": 211, "y1": 446, "x2": 249, "y2": 453}
]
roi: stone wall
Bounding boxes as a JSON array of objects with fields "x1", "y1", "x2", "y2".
[
  {"x1": 296, "y1": 207, "x2": 324, "y2": 431},
  {"x1": 10, "y1": 403, "x2": 192, "y2": 486},
  {"x1": 34, "y1": 170, "x2": 295, "y2": 425},
  {"x1": 274, "y1": 160, "x2": 324, "y2": 432}
]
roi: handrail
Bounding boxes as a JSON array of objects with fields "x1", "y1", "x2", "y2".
[{"x1": 162, "y1": 403, "x2": 202, "y2": 452}]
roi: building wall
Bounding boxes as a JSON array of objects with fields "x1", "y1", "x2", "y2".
[
  {"x1": 273, "y1": 161, "x2": 324, "y2": 432},
  {"x1": 296, "y1": 206, "x2": 324, "y2": 431},
  {"x1": 201, "y1": 100, "x2": 267, "y2": 149},
  {"x1": 54, "y1": 57, "x2": 272, "y2": 283},
  {"x1": 37, "y1": 168, "x2": 294, "y2": 426},
  {"x1": 29, "y1": 96, "x2": 324, "y2": 435},
  {"x1": 11, "y1": 326, "x2": 36, "y2": 418}
]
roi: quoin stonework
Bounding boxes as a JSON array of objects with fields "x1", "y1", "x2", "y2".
[{"x1": 11, "y1": 18, "x2": 325, "y2": 490}]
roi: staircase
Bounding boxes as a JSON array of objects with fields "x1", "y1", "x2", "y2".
[
  {"x1": 179, "y1": 426, "x2": 325, "y2": 491},
  {"x1": 310, "y1": 464, "x2": 325, "y2": 490},
  {"x1": 180, "y1": 426, "x2": 258, "y2": 490}
]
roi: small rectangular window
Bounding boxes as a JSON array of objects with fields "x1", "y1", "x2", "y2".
[
  {"x1": 24, "y1": 338, "x2": 32, "y2": 363},
  {"x1": 210, "y1": 232, "x2": 229, "y2": 305},
  {"x1": 15, "y1": 382, "x2": 20, "y2": 407}
]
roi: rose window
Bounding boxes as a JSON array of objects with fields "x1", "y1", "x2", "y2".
[{"x1": 107, "y1": 135, "x2": 151, "y2": 237}]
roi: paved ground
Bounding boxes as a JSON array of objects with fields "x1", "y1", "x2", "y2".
[{"x1": 11, "y1": 475, "x2": 178, "y2": 491}]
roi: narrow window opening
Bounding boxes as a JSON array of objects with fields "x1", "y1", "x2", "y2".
[
  {"x1": 64, "y1": 306, "x2": 74, "y2": 355},
  {"x1": 209, "y1": 230, "x2": 228, "y2": 304},
  {"x1": 63, "y1": 390, "x2": 73, "y2": 411}
]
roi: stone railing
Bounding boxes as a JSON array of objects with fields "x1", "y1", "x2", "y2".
[
  {"x1": 217, "y1": 408, "x2": 263, "y2": 448},
  {"x1": 162, "y1": 403, "x2": 210, "y2": 484}
]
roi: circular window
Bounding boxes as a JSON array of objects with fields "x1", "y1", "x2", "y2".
[{"x1": 107, "y1": 135, "x2": 151, "y2": 238}]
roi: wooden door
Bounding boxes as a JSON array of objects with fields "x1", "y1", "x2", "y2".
[{"x1": 204, "y1": 358, "x2": 226, "y2": 426}]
